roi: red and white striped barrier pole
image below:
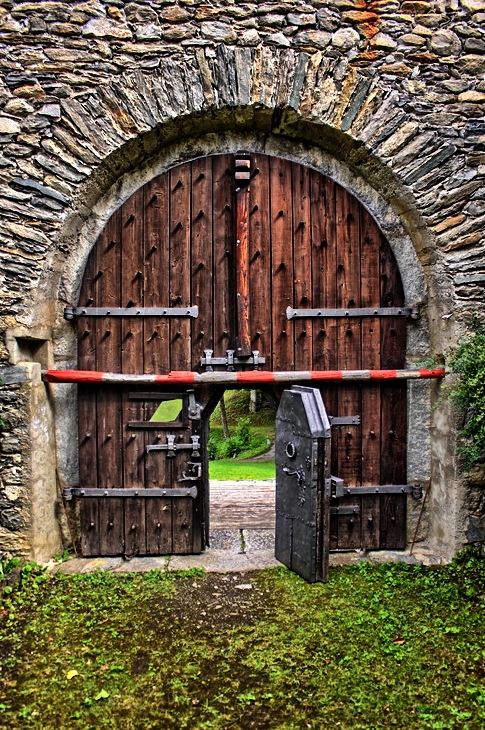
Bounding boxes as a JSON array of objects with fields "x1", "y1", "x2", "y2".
[{"x1": 43, "y1": 368, "x2": 446, "y2": 385}]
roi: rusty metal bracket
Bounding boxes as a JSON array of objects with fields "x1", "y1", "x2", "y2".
[
  {"x1": 63, "y1": 486, "x2": 198, "y2": 500},
  {"x1": 64, "y1": 306, "x2": 199, "y2": 320},
  {"x1": 200, "y1": 349, "x2": 266, "y2": 371},
  {"x1": 286, "y1": 306, "x2": 420, "y2": 320}
]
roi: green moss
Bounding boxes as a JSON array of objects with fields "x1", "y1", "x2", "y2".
[{"x1": 2, "y1": 553, "x2": 485, "y2": 728}]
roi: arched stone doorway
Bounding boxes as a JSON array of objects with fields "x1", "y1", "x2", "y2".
[{"x1": 70, "y1": 152, "x2": 414, "y2": 557}]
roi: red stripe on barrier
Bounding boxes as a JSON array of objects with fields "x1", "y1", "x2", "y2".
[
  {"x1": 420, "y1": 368, "x2": 446, "y2": 378},
  {"x1": 45, "y1": 369, "x2": 105, "y2": 383},
  {"x1": 43, "y1": 368, "x2": 446, "y2": 385},
  {"x1": 236, "y1": 371, "x2": 276, "y2": 383},
  {"x1": 310, "y1": 371, "x2": 344, "y2": 381},
  {"x1": 370, "y1": 369, "x2": 397, "y2": 380},
  {"x1": 154, "y1": 372, "x2": 197, "y2": 384}
]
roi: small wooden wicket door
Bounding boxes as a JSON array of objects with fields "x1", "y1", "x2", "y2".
[{"x1": 75, "y1": 153, "x2": 408, "y2": 556}]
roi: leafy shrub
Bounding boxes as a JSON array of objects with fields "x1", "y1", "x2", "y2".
[
  {"x1": 207, "y1": 429, "x2": 224, "y2": 460},
  {"x1": 449, "y1": 327, "x2": 485, "y2": 467},
  {"x1": 0, "y1": 554, "x2": 20, "y2": 582},
  {"x1": 209, "y1": 418, "x2": 268, "y2": 460},
  {"x1": 218, "y1": 418, "x2": 251, "y2": 458}
]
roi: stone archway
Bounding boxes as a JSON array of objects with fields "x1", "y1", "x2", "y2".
[
  {"x1": 5, "y1": 115, "x2": 457, "y2": 561},
  {"x1": 3, "y1": 1, "x2": 483, "y2": 564}
]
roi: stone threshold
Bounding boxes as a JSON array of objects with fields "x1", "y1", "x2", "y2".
[{"x1": 46, "y1": 531, "x2": 446, "y2": 576}]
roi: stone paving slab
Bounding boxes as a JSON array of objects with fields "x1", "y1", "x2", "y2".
[
  {"x1": 208, "y1": 529, "x2": 242, "y2": 551},
  {"x1": 49, "y1": 542, "x2": 445, "y2": 575},
  {"x1": 167, "y1": 551, "x2": 275, "y2": 573},
  {"x1": 113, "y1": 557, "x2": 169, "y2": 573},
  {"x1": 52, "y1": 557, "x2": 123, "y2": 575},
  {"x1": 243, "y1": 529, "x2": 275, "y2": 552}
]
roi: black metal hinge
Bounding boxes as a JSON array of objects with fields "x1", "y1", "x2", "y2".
[
  {"x1": 342, "y1": 484, "x2": 423, "y2": 498},
  {"x1": 330, "y1": 479, "x2": 422, "y2": 499},
  {"x1": 64, "y1": 306, "x2": 198, "y2": 320},
  {"x1": 63, "y1": 487, "x2": 198, "y2": 500},
  {"x1": 329, "y1": 416, "x2": 360, "y2": 426},
  {"x1": 330, "y1": 506, "x2": 360, "y2": 515},
  {"x1": 286, "y1": 306, "x2": 420, "y2": 320}
]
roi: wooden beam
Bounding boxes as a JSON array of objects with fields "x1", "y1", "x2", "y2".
[
  {"x1": 44, "y1": 368, "x2": 446, "y2": 385},
  {"x1": 235, "y1": 155, "x2": 251, "y2": 356}
]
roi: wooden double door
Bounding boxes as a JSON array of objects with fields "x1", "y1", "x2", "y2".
[{"x1": 75, "y1": 153, "x2": 407, "y2": 557}]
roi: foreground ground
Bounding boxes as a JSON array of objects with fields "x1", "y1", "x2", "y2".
[{"x1": 1, "y1": 554, "x2": 485, "y2": 729}]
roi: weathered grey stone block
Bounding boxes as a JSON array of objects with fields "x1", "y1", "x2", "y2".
[
  {"x1": 430, "y1": 29, "x2": 462, "y2": 56},
  {"x1": 331, "y1": 27, "x2": 360, "y2": 49},
  {"x1": 201, "y1": 21, "x2": 237, "y2": 42}
]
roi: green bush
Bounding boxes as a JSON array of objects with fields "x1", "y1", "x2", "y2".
[
  {"x1": 208, "y1": 418, "x2": 268, "y2": 460},
  {"x1": 449, "y1": 327, "x2": 485, "y2": 467}
]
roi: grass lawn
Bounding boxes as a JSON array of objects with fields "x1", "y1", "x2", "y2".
[
  {"x1": 2, "y1": 553, "x2": 485, "y2": 729},
  {"x1": 209, "y1": 459, "x2": 275, "y2": 480}
]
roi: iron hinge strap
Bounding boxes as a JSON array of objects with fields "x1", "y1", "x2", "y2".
[
  {"x1": 64, "y1": 306, "x2": 198, "y2": 319},
  {"x1": 329, "y1": 416, "x2": 360, "y2": 426},
  {"x1": 340, "y1": 484, "x2": 423, "y2": 498},
  {"x1": 63, "y1": 487, "x2": 197, "y2": 500},
  {"x1": 330, "y1": 506, "x2": 360, "y2": 515},
  {"x1": 286, "y1": 306, "x2": 420, "y2": 320}
]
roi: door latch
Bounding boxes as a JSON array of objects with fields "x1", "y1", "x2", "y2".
[
  {"x1": 179, "y1": 462, "x2": 202, "y2": 481},
  {"x1": 146, "y1": 434, "x2": 201, "y2": 458},
  {"x1": 331, "y1": 475, "x2": 345, "y2": 498},
  {"x1": 188, "y1": 390, "x2": 202, "y2": 420},
  {"x1": 200, "y1": 349, "x2": 266, "y2": 371}
]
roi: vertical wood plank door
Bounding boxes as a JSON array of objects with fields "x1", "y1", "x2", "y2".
[{"x1": 77, "y1": 154, "x2": 408, "y2": 556}]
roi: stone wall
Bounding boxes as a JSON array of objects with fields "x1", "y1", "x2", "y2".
[{"x1": 0, "y1": 0, "x2": 484, "y2": 559}]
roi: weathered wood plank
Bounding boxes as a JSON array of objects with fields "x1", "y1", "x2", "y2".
[
  {"x1": 120, "y1": 189, "x2": 146, "y2": 555},
  {"x1": 292, "y1": 162, "x2": 312, "y2": 371},
  {"x1": 93, "y1": 209, "x2": 124, "y2": 556},
  {"x1": 380, "y1": 232, "x2": 407, "y2": 549},
  {"x1": 336, "y1": 188, "x2": 362, "y2": 549},
  {"x1": 248, "y1": 154, "x2": 271, "y2": 363},
  {"x1": 191, "y1": 157, "x2": 214, "y2": 368},
  {"x1": 270, "y1": 157, "x2": 294, "y2": 371},
  {"x1": 143, "y1": 174, "x2": 173, "y2": 553},
  {"x1": 310, "y1": 173, "x2": 338, "y2": 547},
  {"x1": 212, "y1": 155, "x2": 235, "y2": 356},
  {"x1": 235, "y1": 159, "x2": 251, "y2": 356},
  {"x1": 80, "y1": 497, "x2": 99, "y2": 557},
  {"x1": 78, "y1": 239, "x2": 98, "y2": 492},
  {"x1": 144, "y1": 173, "x2": 170, "y2": 375},
  {"x1": 360, "y1": 209, "x2": 381, "y2": 549},
  {"x1": 169, "y1": 163, "x2": 192, "y2": 371},
  {"x1": 78, "y1": 231, "x2": 99, "y2": 554},
  {"x1": 146, "y1": 496, "x2": 173, "y2": 554},
  {"x1": 210, "y1": 480, "x2": 275, "y2": 529},
  {"x1": 169, "y1": 163, "x2": 196, "y2": 553}
]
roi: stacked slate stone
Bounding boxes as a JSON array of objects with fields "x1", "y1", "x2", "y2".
[{"x1": 0, "y1": 0, "x2": 483, "y2": 317}]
